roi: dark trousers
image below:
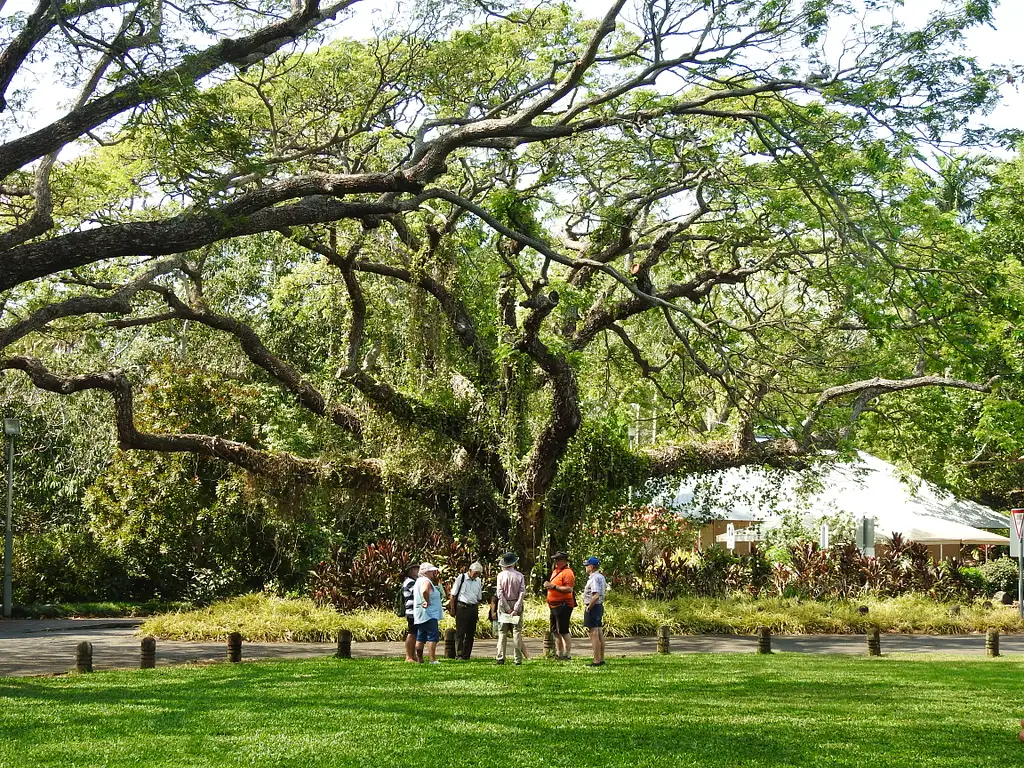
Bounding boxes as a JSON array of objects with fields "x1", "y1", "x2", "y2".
[{"x1": 455, "y1": 602, "x2": 479, "y2": 659}]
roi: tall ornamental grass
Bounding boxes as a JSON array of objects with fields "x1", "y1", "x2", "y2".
[{"x1": 140, "y1": 592, "x2": 1024, "y2": 642}]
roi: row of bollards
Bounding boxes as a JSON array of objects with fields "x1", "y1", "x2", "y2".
[
  {"x1": 73, "y1": 630, "x2": 359, "y2": 674},
  {"x1": 75, "y1": 636, "x2": 159, "y2": 673},
  {"x1": 652, "y1": 624, "x2": 1006, "y2": 657},
  {"x1": 67, "y1": 625, "x2": 1011, "y2": 673}
]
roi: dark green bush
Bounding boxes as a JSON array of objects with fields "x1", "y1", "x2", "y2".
[
  {"x1": 955, "y1": 566, "x2": 987, "y2": 598},
  {"x1": 13, "y1": 530, "x2": 129, "y2": 603},
  {"x1": 978, "y1": 557, "x2": 1019, "y2": 595}
]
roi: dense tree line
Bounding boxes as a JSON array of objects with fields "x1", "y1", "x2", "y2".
[{"x1": 2, "y1": 0, "x2": 1024, "y2": 596}]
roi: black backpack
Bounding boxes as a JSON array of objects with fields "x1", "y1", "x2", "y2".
[{"x1": 394, "y1": 581, "x2": 407, "y2": 617}]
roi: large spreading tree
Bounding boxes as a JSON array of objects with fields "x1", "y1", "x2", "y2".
[{"x1": 0, "y1": 0, "x2": 1019, "y2": 574}]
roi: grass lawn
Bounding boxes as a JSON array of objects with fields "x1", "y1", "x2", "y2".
[{"x1": 1, "y1": 655, "x2": 1022, "y2": 767}]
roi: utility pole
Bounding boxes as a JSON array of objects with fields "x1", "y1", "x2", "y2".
[{"x1": 3, "y1": 418, "x2": 20, "y2": 618}]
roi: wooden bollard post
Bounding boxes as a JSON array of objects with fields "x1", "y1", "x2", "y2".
[
  {"x1": 140, "y1": 636, "x2": 156, "y2": 669},
  {"x1": 76, "y1": 641, "x2": 93, "y2": 673},
  {"x1": 227, "y1": 632, "x2": 242, "y2": 663},
  {"x1": 543, "y1": 631, "x2": 554, "y2": 658},
  {"x1": 657, "y1": 624, "x2": 670, "y2": 654},
  {"x1": 444, "y1": 629, "x2": 457, "y2": 659},
  {"x1": 867, "y1": 626, "x2": 881, "y2": 656},
  {"x1": 757, "y1": 627, "x2": 771, "y2": 654},
  {"x1": 986, "y1": 628, "x2": 1000, "y2": 657},
  {"x1": 336, "y1": 629, "x2": 352, "y2": 659}
]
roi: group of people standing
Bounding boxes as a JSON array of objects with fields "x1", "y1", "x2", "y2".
[{"x1": 400, "y1": 551, "x2": 606, "y2": 667}]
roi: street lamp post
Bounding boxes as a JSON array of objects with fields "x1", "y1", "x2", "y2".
[{"x1": 3, "y1": 417, "x2": 19, "y2": 619}]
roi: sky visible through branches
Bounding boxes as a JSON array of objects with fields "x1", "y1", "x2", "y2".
[{"x1": 3, "y1": 0, "x2": 1021, "y2": 141}]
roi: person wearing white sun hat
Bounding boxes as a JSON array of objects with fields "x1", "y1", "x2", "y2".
[{"x1": 413, "y1": 562, "x2": 443, "y2": 664}]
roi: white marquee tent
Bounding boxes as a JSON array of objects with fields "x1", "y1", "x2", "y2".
[{"x1": 654, "y1": 452, "x2": 1010, "y2": 551}]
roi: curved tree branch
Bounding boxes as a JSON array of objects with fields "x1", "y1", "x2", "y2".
[
  {"x1": 0, "y1": 0, "x2": 359, "y2": 180},
  {"x1": 145, "y1": 284, "x2": 364, "y2": 437},
  {"x1": 0, "y1": 257, "x2": 180, "y2": 351},
  {"x1": 0, "y1": 196, "x2": 423, "y2": 293},
  {"x1": 0, "y1": 355, "x2": 382, "y2": 489},
  {"x1": 799, "y1": 374, "x2": 996, "y2": 449},
  {"x1": 643, "y1": 438, "x2": 811, "y2": 477}
]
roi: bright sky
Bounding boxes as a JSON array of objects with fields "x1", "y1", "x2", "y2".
[
  {"x1": 901, "y1": 0, "x2": 1024, "y2": 133},
  {"x1": 0, "y1": 0, "x2": 1021, "y2": 142}
]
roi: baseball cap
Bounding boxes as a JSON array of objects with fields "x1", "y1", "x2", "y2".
[
  {"x1": 419, "y1": 562, "x2": 438, "y2": 573},
  {"x1": 584, "y1": 556, "x2": 600, "y2": 566}
]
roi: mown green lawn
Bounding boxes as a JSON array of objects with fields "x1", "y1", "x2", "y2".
[{"x1": 1, "y1": 654, "x2": 1021, "y2": 767}]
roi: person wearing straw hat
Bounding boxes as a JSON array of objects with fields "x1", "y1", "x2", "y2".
[
  {"x1": 494, "y1": 552, "x2": 526, "y2": 665},
  {"x1": 582, "y1": 556, "x2": 607, "y2": 667},
  {"x1": 451, "y1": 561, "x2": 484, "y2": 660},
  {"x1": 413, "y1": 562, "x2": 443, "y2": 664}
]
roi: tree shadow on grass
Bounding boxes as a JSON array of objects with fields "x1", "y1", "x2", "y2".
[{"x1": 0, "y1": 656, "x2": 1021, "y2": 767}]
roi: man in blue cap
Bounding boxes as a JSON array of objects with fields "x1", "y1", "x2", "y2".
[{"x1": 582, "y1": 556, "x2": 606, "y2": 667}]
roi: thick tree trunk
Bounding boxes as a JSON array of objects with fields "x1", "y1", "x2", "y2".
[
  {"x1": 512, "y1": 495, "x2": 547, "y2": 586},
  {"x1": 509, "y1": 358, "x2": 582, "y2": 580}
]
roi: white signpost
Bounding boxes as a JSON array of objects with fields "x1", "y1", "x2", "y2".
[
  {"x1": 1011, "y1": 509, "x2": 1024, "y2": 558},
  {"x1": 726, "y1": 523, "x2": 736, "y2": 551},
  {"x1": 1012, "y1": 509, "x2": 1024, "y2": 619},
  {"x1": 820, "y1": 521, "x2": 830, "y2": 550}
]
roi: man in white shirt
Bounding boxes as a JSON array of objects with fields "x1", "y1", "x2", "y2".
[
  {"x1": 450, "y1": 561, "x2": 484, "y2": 659},
  {"x1": 582, "y1": 556, "x2": 607, "y2": 667}
]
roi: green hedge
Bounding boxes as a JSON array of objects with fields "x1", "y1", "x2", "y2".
[{"x1": 139, "y1": 592, "x2": 1024, "y2": 643}]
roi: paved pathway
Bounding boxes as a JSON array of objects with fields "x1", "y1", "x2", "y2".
[{"x1": 2, "y1": 619, "x2": 1022, "y2": 677}]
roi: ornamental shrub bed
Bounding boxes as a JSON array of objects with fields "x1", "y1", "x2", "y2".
[
  {"x1": 309, "y1": 535, "x2": 1017, "y2": 613},
  {"x1": 140, "y1": 592, "x2": 1024, "y2": 643}
]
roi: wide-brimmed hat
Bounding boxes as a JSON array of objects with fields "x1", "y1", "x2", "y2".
[
  {"x1": 404, "y1": 563, "x2": 420, "y2": 575},
  {"x1": 500, "y1": 552, "x2": 519, "y2": 567},
  {"x1": 551, "y1": 551, "x2": 570, "y2": 561},
  {"x1": 419, "y1": 561, "x2": 438, "y2": 573},
  {"x1": 469, "y1": 561, "x2": 484, "y2": 573}
]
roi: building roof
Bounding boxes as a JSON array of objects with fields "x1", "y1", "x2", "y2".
[{"x1": 653, "y1": 451, "x2": 1010, "y2": 533}]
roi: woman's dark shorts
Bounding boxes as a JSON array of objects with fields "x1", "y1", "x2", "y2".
[
  {"x1": 406, "y1": 615, "x2": 416, "y2": 637},
  {"x1": 583, "y1": 603, "x2": 604, "y2": 629},
  {"x1": 549, "y1": 602, "x2": 573, "y2": 635}
]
